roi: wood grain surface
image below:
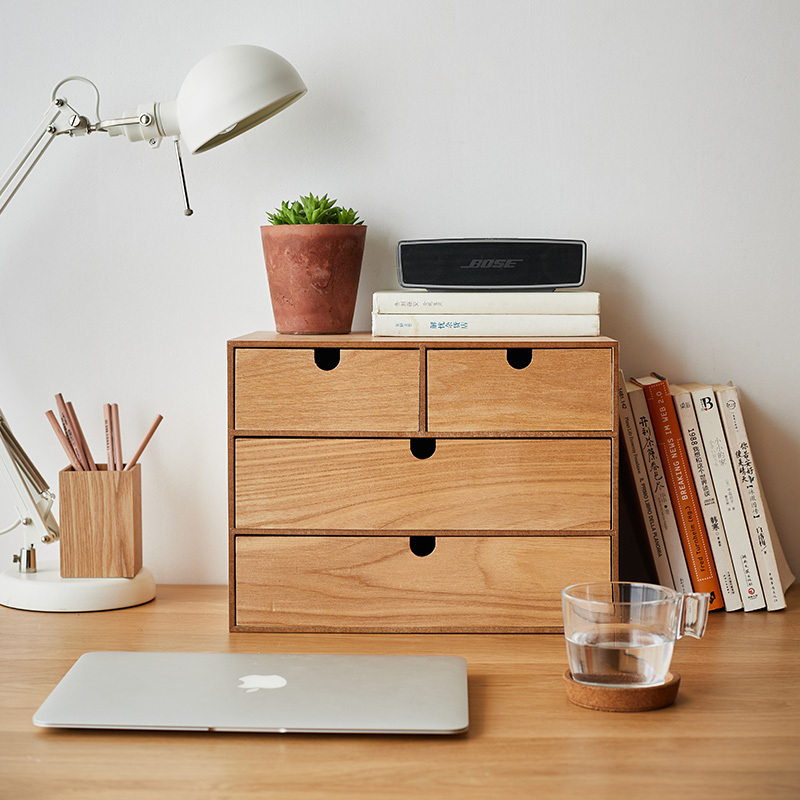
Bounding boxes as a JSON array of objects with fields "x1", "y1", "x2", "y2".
[
  {"x1": 58, "y1": 464, "x2": 142, "y2": 578},
  {"x1": 234, "y1": 535, "x2": 612, "y2": 631},
  {"x1": 427, "y1": 347, "x2": 614, "y2": 432},
  {"x1": 2, "y1": 584, "x2": 798, "y2": 799},
  {"x1": 229, "y1": 334, "x2": 619, "y2": 634},
  {"x1": 234, "y1": 347, "x2": 420, "y2": 432},
  {"x1": 234, "y1": 437, "x2": 612, "y2": 531}
]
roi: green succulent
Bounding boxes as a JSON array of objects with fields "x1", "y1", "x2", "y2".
[{"x1": 267, "y1": 193, "x2": 364, "y2": 225}]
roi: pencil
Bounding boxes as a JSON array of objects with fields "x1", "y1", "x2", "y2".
[
  {"x1": 103, "y1": 404, "x2": 114, "y2": 470},
  {"x1": 45, "y1": 410, "x2": 83, "y2": 471},
  {"x1": 124, "y1": 415, "x2": 163, "y2": 471},
  {"x1": 67, "y1": 401, "x2": 97, "y2": 471},
  {"x1": 55, "y1": 394, "x2": 87, "y2": 470},
  {"x1": 111, "y1": 403, "x2": 123, "y2": 470}
]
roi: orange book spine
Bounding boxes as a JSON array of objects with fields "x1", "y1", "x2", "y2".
[{"x1": 639, "y1": 377, "x2": 724, "y2": 610}]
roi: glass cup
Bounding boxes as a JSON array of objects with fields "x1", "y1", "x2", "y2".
[{"x1": 561, "y1": 582, "x2": 710, "y2": 688}]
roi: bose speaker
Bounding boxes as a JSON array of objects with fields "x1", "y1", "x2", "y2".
[{"x1": 396, "y1": 238, "x2": 586, "y2": 290}]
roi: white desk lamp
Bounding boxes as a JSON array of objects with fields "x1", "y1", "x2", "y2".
[
  {"x1": 0, "y1": 45, "x2": 306, "y2": 611},
  {"x1": 1, "y1": 44, "x2": 307, "y2": 216}
]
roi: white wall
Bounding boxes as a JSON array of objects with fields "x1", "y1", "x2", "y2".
[{"x1": 1, "y1": 0, "x2": 798, "y2": 583}]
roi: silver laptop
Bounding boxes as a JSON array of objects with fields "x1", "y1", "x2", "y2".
[{"x1": 33, "y1": 652, "x2": 469, "y2": 734}]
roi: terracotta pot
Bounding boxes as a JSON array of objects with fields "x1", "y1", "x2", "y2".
[{"x1": 260, "y1": 224, "x2": 367, "y2": 334}]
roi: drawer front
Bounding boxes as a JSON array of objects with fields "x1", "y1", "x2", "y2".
[
  {"x1": 234, "y1": 535, "x2": 612, "y2": 632},
  {"x1": 235, "y1": 437, "x2": 612, "y2": 531},
  {"x1": 234, "y1": 348, "x2": 420, "y2": 431},
  {"x1": 427, "y1": 347, "x2": 614, "y2": 432}
]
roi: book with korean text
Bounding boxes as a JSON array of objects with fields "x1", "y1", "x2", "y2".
[
  {"x1": 371, "y1": 313, "x2": 599, "y2": 337},
  {"x1": 372, "y1": 291, "x2": 600, "y2": 315}
]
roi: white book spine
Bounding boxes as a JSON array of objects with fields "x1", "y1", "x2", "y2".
[
  {"x1": 371, "y1": 313, "x2": 600, "y2": 337},
  {"x1": 690, "y1": 387, "x2": 765, "y2": 610},
  {"x1": 715, "y1": 385, "x2": 786, "y2": 611},
  {"x1": 372, "y1": 291, "x2": 600, "y2": 315},
  {"x1": 618, "y1": 373, "x2": 675, "y2": 589},
  {"x1": 626, "y1": 383, "x2": 693, "y2": 594},
  {"x1": 762, "y1": 496, "x2": 796, "y2": 591},
  {"x1": 672, "y1": 388, "x2": 742, "y2": 611}
]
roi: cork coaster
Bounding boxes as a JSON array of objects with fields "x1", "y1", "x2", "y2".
[{"x1": 563, "y1": 670, "x2": 681, "y2": 712}]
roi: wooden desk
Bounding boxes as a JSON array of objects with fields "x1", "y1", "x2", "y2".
[{"x1": 2, "y1": 585, "x2": 799, "y2": 799}]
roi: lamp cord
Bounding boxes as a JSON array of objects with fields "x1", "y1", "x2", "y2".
[{"x1": 0, "y1": 517, "x2": 23, "y2": 536}]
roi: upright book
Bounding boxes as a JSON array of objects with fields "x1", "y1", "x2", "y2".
[
  {"x1": 671, "y1": 385, "x2": 741, "y2": 611},
  {"x1": 625, "y1": 380, "x2": 692, "y2": 594},
  {"x1": 763, "y1": 495, "x2": 797, "y2": 593},
  {"x1": 633, "y1": 374, "x2": 724, "y2": 610},
  {"x1": 686, "y1": 383, "x2": 765, "y2": 610},
  {"x1": 715, "y1": 384, "x2": 787, "y2": 611},
  {"x1": 618, "y1": 372, "x2": 675, "y2": 589}
]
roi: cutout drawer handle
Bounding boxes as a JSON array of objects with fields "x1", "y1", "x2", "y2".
[
  {"x1": 314, "y1": 348, "x2": 340, "y2": 371},
  {"x1": 409, "y1": 536, "x2": 436, "y2": 557},
  {"x1": 506, "y1": 348, "x2": 532, "y2": 369},
  {"x1": 410, "y1": 438, "x2": 436, "y2": 459}
]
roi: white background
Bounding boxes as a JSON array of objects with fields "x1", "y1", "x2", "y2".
[{"x1": 1, "y1": 1, "x2": 798, "y2": 583}]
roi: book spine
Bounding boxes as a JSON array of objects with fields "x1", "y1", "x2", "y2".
[
  {"x1": 371, "y1": 313, "x2": 600, "y2": 337},
  {"x1": 371, "y1": 291, "x2": 600, "y2": 315},
  {"x1": 763, "y1": 496, "x2": 796, "y2": 592},
  {"x1": 715, "y1": 386, "x2": 786, "y2": 611},
  {"x1": 626, "y1": 383, "x2": 693, "y2": 593},
  {"x1": 691, "y1": 387, "x2": 765, "y2": 610},
  {"x1": 671, "y1": 388, "x2": 742, "y2": 611},
  {"x1": 639, "y1": 378, "x2": 724, "y2": 610},
  {"x1": 618, "y1": 373, "x2": 675, "y2": 589}
]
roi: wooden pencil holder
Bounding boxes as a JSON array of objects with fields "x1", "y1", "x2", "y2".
[{"x1": 58, "y1": 464, "x2": 143, "y2": 579}]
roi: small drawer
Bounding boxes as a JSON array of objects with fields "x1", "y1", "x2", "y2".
[
  {"x1": 233, "y1": 534, "x2": 613, "y2": 632},
  {"x1": 234, "y1": 348, "x2": 420, "y2": 432},
  {"x1": 426, "y1": 347, "x2": 614, "y2": 432},
  {"x1": 234, "y1": 437, "x2": 612, "y2": 531}
]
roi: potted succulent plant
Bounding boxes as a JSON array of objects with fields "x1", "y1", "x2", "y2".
[{"x1": 260, "y1": 193, "x2": 366, "y2": 334}]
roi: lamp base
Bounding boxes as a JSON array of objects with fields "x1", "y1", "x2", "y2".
[{"x1": 0, "y1": 562, "x2": 156, "y2": 612}]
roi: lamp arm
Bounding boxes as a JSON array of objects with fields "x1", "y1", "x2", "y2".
[
  {"x1": 94, "y1": 114, "x2": 152, "y2": 132},
  {"x1": 0, "y1": 99, "x2": 66, "y2": 216},
  {"x1": 1, "y1": 78, "x2": 191, "y2": 219},
  {"x1": 0, "y1": 77, "x2": 103, "y2": 217},
  {"x1": 0, "y1": 411, "x2": 59, "y2": 573}
]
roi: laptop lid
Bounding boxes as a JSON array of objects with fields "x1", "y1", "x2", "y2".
[{"x1": 33, "y1": 652, "x2": 469, "y2": 734}]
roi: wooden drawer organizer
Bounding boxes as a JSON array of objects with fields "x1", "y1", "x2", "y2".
[{"x1": 228, "y1": 332, "x2": 619, "y2": 633}]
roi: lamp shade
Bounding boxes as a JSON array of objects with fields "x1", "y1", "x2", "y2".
[{"x1": 176, "y1": 45, "x2": 307, "y2": 155}]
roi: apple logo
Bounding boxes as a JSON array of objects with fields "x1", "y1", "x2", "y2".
[{"x1": 238, "y1": 674, "x2": 288, "y2": 693}]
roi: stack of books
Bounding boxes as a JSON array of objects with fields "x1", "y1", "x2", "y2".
[
  {"x1": 371, "y1": 291, "x2": 600, "y2": 337},
  {"x1": 619, "y1": 371, "x2": 795, "y2": 612}
]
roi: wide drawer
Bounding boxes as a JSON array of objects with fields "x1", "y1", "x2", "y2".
[
  {"x1": 234, "y1": 437, "x2": 612, "y2": 531},
  {"x1": 426, "y1": 347, "x2": 614, "y2": 432},
  {"x1": 233, "y1": 534, "x2": 613, "y2": 632},
  {"x1": 233, "y1": 347, "x2": 420, "y2": 431}
]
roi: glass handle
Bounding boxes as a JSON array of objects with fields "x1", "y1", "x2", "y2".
[{"x1": 679, "y1": 592, "x2": 710, "y2": 639}]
